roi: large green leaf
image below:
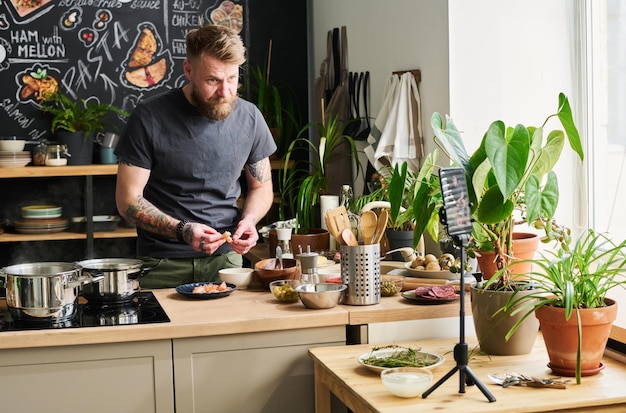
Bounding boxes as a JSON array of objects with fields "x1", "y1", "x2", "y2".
[
  {"x1": 431, "y1": 113, "x2": 470, "y2": 171},
  {"x1": 532, "y1": 130, "x2": 565, "y2": 177},
  {"x1": 484, "y1": 122, "x2": 530, "y2": 200},
  {"x1": 388, "y1": 162, "x2": 407, "y2": 226},
  {"x1": 476, "y1": 185, "x2": 515, "y2": 224},
  {"x1": 526, "y1": 171, "x2": 559, "y2": 223},
  {"x1": 557, "y1": 93, "x2": 584, "y2": 162}
]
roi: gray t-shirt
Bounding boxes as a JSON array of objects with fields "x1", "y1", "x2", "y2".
[{"x1": 116, "y1": 88, "x2": 276, "y2": 258}]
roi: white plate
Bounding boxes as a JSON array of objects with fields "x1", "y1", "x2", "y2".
[
  {"x1": 404, "y1": 262, "x2": 459, "y2": 280},
  {"x1": 357, "y1": 348, "x2": 445, "y2": 373}
]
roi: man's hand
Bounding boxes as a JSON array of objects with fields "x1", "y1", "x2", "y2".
[
  {"x1": 185, "y1": 223, "x2": 229, "y2": 255},
  {"x1": 229, "y1": 217, "x2": 259, "y2": 255}
]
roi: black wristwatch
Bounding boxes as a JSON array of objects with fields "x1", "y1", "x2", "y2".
[{"x1": 176, "y1": 219, "x2": 188, "y2": 242}]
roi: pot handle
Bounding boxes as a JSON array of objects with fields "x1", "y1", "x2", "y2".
[
  {"x1": 128, "y1": 266, "x2": 153, "y2": 280},
  {"x1": 67, "y1": 270, "x2": 104, "y2": 288}
]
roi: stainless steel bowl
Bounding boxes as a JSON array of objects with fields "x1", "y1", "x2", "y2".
[
  {"x1": 77, "y1": 258, "x2": 149, "y2": 303},
  {"x1": 0, "y1": 262, "x2": 103, "y2": 323},
  {"x1": 295, "y1": 283, "x2": 347, "y2": 309}
]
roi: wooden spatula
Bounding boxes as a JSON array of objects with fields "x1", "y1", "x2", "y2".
[{"x1": 372, "y1": 209, "x2": 388, "y2": 244}]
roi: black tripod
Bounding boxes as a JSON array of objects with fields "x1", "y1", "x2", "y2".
[
  {"x1": 421, "y1": 234, "x2": 495, "y2": 402},
  {"x1": 422, "y1": 166, "x2": 495, "y2": 402}
]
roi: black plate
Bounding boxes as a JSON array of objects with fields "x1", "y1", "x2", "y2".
[
  {"x1": 401, "y1": 290, "x2": 459, "y2": 305},
  {"x1": 175, "y1": 282, "x2": 237, "y2": 299}
]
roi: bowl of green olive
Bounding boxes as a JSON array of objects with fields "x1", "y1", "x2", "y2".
[
  {"x1": 380, "y1": 274, "x2": 405, "y2": 296},
  {"x1": 269, "y1": 279, "x2": 301, "y2": 303}
]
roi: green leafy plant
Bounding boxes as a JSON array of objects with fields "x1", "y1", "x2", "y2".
[
  {"x1": 352, "y1": 151, "x2": 443, "y2": 249},
  {"x1": 243, "y1": 41, "x2": 300, "y2": 158},
  {"x1": 39, "y1": 91, "x2": 128, "y2": 134},
  {"x1": 431, "y1": 93, "x2": 584, "y2": 288},
  {"x1": 498, "y1": 228, "x2": 626, "y2": 383},
  {"x1": 280, "y1": 115, "x2": 362, "y2": 234}
]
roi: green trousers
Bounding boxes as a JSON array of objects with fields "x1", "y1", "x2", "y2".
[{"x1": 138, "y1": 252, "x2": 243, "y2": 289}]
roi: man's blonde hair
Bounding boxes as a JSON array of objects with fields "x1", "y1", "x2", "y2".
[{"x1": 186, "y1": 24, "x2": 246, "y2": 65}]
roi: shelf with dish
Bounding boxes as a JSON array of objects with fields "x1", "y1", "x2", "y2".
[{"x1": 0, "y1": 226, "x2": 137, "y2": 243}]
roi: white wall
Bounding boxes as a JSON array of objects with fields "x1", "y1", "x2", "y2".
[
  {"x1": 311, "y1": 0, "x2": 450, "y2": 159},
  {"x1": 311, "y1": 0, "x2": 581, "y2": 228}
]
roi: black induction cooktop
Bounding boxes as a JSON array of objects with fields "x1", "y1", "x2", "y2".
[{"x1": 0, "y1": 291, "x2": 170, "y2": 331}]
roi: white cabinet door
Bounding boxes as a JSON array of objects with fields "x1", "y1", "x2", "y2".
[
  {"x1": 174, "y1": 326, "x2": 345, "y2": 413},
  {"x1": 0, "y1": 339, "x2": 174, "y2": 413}
]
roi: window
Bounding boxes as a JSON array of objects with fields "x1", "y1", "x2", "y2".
[{"x1": 586, "y1": 0, "x2": 626, "y2": 340}]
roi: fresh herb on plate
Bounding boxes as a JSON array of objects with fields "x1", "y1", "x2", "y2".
[{"x1": 362, "y1": 346, "x2": 435, "y2": 368}]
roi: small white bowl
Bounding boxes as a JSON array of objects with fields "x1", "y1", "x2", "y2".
[
  {"x1": 219, "y1": 267, "x2": 253, "y2": 289},
  {"x1": 380, "y1": 367, "x2": 433, "y2": 398},
  {"x1": 0, "y1": 140, "x2": 26, "y2": 152}
]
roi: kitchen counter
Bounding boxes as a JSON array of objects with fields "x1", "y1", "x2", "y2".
[{"x1": 0, "y1": 285, "x2": 469, "y2": 350}]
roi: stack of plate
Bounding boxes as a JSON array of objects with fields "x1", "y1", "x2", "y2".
[
  {"x1": 15, "y1": 205, "x2": 68, "y2": 234},
  {"x1": 0, "y1": 151, "x2": 31, "y2": 168}
]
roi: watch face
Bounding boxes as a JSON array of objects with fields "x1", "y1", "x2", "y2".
[{"x1": 439, "y1": 168, "x2": 472, "y2": 236}]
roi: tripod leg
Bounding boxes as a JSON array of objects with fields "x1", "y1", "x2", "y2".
[
  {"x1": 463, "y1": 366, "x2": 496, "y2": 402},
  {"x1": 421, "y1": 366, "x2": 460, "y2": 398}
]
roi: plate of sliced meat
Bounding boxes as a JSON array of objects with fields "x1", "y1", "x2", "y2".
[{"x1": 401, "y1": 285, "x2": 460, "y2": 304}]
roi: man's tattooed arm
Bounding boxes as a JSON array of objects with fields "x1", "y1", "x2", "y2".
[{"x1": 124, "y1": 195, "x2": 179, "y2": 239}]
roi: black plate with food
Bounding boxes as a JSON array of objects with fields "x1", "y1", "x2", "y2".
[
  {"x1": 401, "y1": 287, "x2": 459, "y2": 305},
  {"x1": 175, "y1": 281, "x2": 236, "y2": 299}
]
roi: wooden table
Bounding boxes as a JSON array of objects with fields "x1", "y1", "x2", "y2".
[{"x1": 309, "y1": 334, "x2": 626, "y2": 412}]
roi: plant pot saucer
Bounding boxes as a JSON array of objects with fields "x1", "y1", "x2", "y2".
[{"x1": 547, "y1": 362, "x2": 605, "y2": 377}]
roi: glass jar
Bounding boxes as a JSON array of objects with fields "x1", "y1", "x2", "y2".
[
  {"x1": 32, "y1": 142, "x2": 47, "y2": 166},
  {"x1": 45, "y1": 144, "x2": 68, "y2": 166}
]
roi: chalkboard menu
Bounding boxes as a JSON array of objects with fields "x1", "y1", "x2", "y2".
[{"x1": 0, "y1": 0, "x2": 248, "y2": 140}]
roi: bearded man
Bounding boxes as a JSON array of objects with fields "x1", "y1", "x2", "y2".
[{"x1": 115, "y1": 24, "x2": 276, "y2": 289}]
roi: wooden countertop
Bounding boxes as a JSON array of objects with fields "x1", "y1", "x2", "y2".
[
  {"x1": 309, "y1": 334, "x2": 626, "y2": 413},
  {"x1": 0, "y1": 285, "x2": 469, "y2": 350}
]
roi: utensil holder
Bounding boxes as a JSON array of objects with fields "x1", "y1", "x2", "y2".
[{"x1": 340, "y1": 243, "x2": 380, "y2": 305}]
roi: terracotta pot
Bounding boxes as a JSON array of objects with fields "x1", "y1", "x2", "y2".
[
  {"x1": 477, "y1": 232, "x2": 539, "y2": 279},
  {"x1": 471, "y1": 285, "x2": 539, "y2": 355},
  {"x1": 536, "y1": 298, "x2": 617, "y2": 377},
  {"x1": 268, "y1": 228, "x2": 330, "y2": 257}
]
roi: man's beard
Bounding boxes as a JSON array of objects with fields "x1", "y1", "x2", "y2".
[{"x1": 191, "y1": 89, "x2": 237, "y2": 120}]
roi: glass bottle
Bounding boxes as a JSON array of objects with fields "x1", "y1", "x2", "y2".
[
  {"x1": 276, "y1": 227, "x2": 293, "y2": 259},
  {"x1": 45, "y1": 144, "x2": 69, "y2": 166},
  {"x1": 340, "y1": 184, "x2": 353, "y2": 210}
]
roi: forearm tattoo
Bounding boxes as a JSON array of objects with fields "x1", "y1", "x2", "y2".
[
  {"x1": 125, "y1": 196, "x2": 177, "y2": 238},
  {"x1": 248, "y1": 159, "x2": 271, "y2": 183}
]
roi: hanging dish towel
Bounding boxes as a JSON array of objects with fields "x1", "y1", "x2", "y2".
[{"x1": 365, "y1": 72, "x2": 423, "y2": 174}]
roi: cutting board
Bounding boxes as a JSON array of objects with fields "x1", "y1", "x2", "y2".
[{"x1": 398, "y1": 276, "x2": 472, "y2": 292}]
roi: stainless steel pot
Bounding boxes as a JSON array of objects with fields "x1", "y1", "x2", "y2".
[
  {"x1": 77, "y1": 258, "x2": 150, "y2": 303},
  {"x1": 0, "y1": 262, "x2": 103, "y2": 323}
]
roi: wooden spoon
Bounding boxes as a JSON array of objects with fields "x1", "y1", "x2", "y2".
[
  {"x1": 372, "y1": 209, "x2": 388, "y2": 244},
  {"x1": 342, "y1": 228, "x2": 358, "y2": 246},
  {"x1": 359, "y1": 210, "x2": 377, "y2": 244}
]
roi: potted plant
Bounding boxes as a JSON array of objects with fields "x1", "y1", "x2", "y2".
[
  {"x1": 431, "y1": 93, "x2": 584, "y2": 285},
  {"x1": 500, "y1": 228, "x2": 626, "y2": 383},
  {"x1": 431, "y1": 93, "x2": 584, "y2": 355},
  {"x1": 39, "y1": 90, "x2": 128, "y2": 165},
  {"x1": 242, "y1": 40, "x2": 300, "y2": 159},
  {"x1": 353, "y1": 152, "x2": 442, "y2": 259},
  {"x1": 280, "y1": 114, "x2": 362, "y2": 236}
]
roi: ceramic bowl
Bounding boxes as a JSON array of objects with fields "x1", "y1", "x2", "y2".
[
  {"x1": 254, "y1": 258, "x2": 300, "y2": 290},
  {"x1": 0, "y1": 139, "x2": 26, "y2": 152},
  {"x1": 380, "y1": 367, "x2": 433, "y2": 398},
  {"x1": 219, "y1": 267, "x2": 254, "y2": 289}
]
